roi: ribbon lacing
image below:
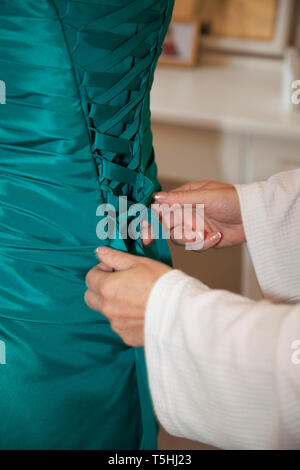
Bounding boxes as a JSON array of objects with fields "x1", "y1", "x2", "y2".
[{"x1": 55, "y1": 0, "x2": 173, "y2": 263}]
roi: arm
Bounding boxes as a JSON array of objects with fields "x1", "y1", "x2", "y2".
[
  {"x1": 149, "y1": 168, "x2": 300, "y2": 303},
  {"x1": 235, "y1": 168, "x2": 300, "y2": 302},
  {"x1": 85, "y1": 169, "x2": 300, "y2": 449},
  {"x1": 145, "y1": 269, "x2": 300, "y2": 450},
  {"x1": 144, "y1": 169, "x2": 300, "y2": 449}
]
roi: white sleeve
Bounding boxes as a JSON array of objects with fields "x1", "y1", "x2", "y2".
[
  {"x1": 145, "y1": 269, "x2": 300, "y2": 450},
  {"x1": 235, "y1": 168, "x2": 300, "y2": 303}
]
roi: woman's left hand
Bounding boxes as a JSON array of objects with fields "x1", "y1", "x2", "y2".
[{"x1": 85, "y1": 247, "x2": 171, "y2": 346}]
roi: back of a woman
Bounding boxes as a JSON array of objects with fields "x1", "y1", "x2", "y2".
[{"x1": 0, "y1": 0, "x2": 174, "y2": 449}]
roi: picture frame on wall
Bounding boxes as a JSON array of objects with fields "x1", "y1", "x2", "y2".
[
  {"x1": 159, "y1": 22, "x2": 200, "y2": 67},
  {"x1": 159, "y1": 0, "x2": 201, "y2": 67},
  {"x1": 200, "y1": 0, "x2": 294, "y2": 57}
]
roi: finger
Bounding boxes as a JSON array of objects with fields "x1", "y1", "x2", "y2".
[
  {"x1": 96, "y1": 247, "x2": 139, "y2": 271},
  {"x1": 141, "y1": 220, "x2": 154, "y2": 247},
  {"x1": 170, "y1": 227, "x2": 202, "y2": 247},
  {"x1": 201, "y1": 232, "x2": 222, "y2": 251},
  {"x1": 97, "y1": 263, "x2": 114, "y2": 272},
  {"x1": 151, "y1": 203, "x2": 204, "y2": 243},
  {"x1": 171, "y1": 231, "x2": 221, "y2": 251},
  {"x1": 85, "y1": 290, "x2": 121, "y2": 321},
  {"x1": 84, "y1": 289, "x2": 103, "y2": 313},
  {"x1": 85, "y1": 288, "x2": 121, "y2": 319},
  {"x1": 142, "y1": 205, "x2": 178, "y2": 243},
  {"x1": 85, "y1": 265, "x2": 111, "y2": 291},
  {"x1": 151, "y1": 203, "x2": 185, "y2": 232},
  {"x1": 153, "y1": 189, "x2": 206, "y2": 205},
  {"x1": 169, "y1": 181, "x2": 210, "y2": 193}
]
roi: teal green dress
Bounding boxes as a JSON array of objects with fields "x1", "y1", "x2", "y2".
[{"x1": 0, "y1": 0, "x2": 174, "y2": 449}]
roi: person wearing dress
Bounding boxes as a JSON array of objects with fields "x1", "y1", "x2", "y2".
[
  {"x1": 0, "y1": 0, "x2": 174, "y2": 449},
  {"x1": 85, "y1": 169, "x2": 300, "y2": 450}
]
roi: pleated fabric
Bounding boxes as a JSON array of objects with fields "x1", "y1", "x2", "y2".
[{"x1": 0, "y1": 0, "x2": 174, "y2": 449}]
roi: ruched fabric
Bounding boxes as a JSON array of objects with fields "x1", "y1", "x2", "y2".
[{"x1": 0, "y1": 0, "x2": 174, "y2": 449}]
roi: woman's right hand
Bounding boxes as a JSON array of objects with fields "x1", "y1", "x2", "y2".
[{"x1": 142, "y1": 180, "x2": 246, "y2": 251}]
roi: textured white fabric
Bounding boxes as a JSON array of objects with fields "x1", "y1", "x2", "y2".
[
  {"x1": 145, "y1": 169, "x2": 300, "y2": 450},
  {"x1": 236, "y1": 169, "x2": 300, "y2": 303}
]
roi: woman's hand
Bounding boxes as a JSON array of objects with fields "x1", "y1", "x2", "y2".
[
  {"x1": 142, "y1": 180, "x2": 246, "y2": 250},
  {"x1": 85, "y1": 247, "x2": 171, "y2": 347}
]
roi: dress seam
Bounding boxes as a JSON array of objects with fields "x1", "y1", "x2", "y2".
[{"x1": 50, "y1": 0, "x2": 97, "y2": 172}]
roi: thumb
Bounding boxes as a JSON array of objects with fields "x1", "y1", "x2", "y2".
[
  {"x1": 153, "y1": 189, "x2": 205, "y2": 205},
  {"x1": 96, "y1": 247, "x2": 138, "y2": 271}
]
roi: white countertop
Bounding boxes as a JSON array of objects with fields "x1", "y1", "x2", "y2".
[{"x1": 150, "y1": 53, "x2": 300, "y2": 140}]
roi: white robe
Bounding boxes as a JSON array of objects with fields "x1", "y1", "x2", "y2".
[{"x1": 145, "y1": 169, "x2": 300, "y2": 450}]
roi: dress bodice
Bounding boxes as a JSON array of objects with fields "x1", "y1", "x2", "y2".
[
  {"x1": 0, "y1": 0, "x2": 174, "y2": 203},
  {"x1": 0, "y1": 0, "x2": 175, "y2": 450},
  {"x1": 0, "y1": 0, "x2": 174, "y2": 324}
]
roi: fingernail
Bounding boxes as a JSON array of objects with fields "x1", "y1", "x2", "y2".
[
  {"x1": 153, "y1": 192, "x2": 168, "y2": 200},
  {"x1": 210, "y1": 232, "x2": 222, "y2": 242},
  {"x1": 96, "y1": 246, "x2": 110, "y2": 256}
]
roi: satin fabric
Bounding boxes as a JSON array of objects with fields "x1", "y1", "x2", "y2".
[{"x1": 0, "y1": 0, "x2": 174, "y2": 449}]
